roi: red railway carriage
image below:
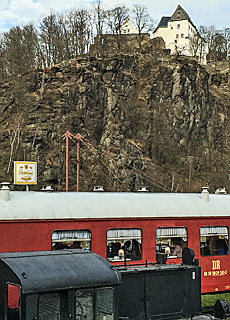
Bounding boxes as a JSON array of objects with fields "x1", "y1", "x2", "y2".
[{"x1": 0, "y1": 185, "x2": 229, "y2": 294}]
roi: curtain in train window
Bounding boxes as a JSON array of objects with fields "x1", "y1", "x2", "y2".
[
  {"x1": 52, "y1": 229, "x2": 91, "y2": 250},
  {"x1": 156, "y1": 227, "x2": 188, "y2": 258},
  {"x1": 107, "y1": 228, "x2": 142, "y2": 261},
  {"x1": 38, "y1": 293, "x2": 60, "y2": 320},
  {"x1": 200, "y1": 226, "x2": 229, "y2": 256},
  {"x1": 6, "y1": 283, "x2": 21, "y2": 320}
]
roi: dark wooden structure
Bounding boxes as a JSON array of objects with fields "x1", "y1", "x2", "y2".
[{"x1": 0, "y1": 250, "x2": 121, "y2": 320}]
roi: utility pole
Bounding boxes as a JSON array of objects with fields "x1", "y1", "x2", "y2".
[
  {"x1": 63, "y1": 131, "x2": 73, "y2": 192},
  {"x1": 73, "y1": 133, "x2": 83, "y2": 192}
]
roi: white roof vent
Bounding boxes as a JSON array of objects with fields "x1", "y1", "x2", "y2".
[
  {"x1": 201, "y1": 186, "x2": 209, "y2": 202},
  {"x1": 41, "y1": 186, "x2": 53, "y2": 191},
  {"x1": 93, "y1": 186, "x2": 104, "y2": 192},
  {"x1": 138, "y1": 187, "x2": 148, "y2": 192},
  {"x1": 0, "y1": 182, "x2": 10, "y2": 201},
  {"x1": 215, "y1": 187, "x2": 227, "y2": 195}
]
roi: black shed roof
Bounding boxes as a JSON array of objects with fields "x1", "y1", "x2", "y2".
[
  {"x1": 0, "y1": 250, "x2": 121, "y2": 294},
  {"x1": 157, "y1": 16, "x2": 171, "y2": 28}
]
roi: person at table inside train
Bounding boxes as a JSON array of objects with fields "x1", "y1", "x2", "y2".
[
  {"x1": 118, "y1": 242, "x2": 125, "y2": 259},
  {"x1": 170, "y1": 238, "x2": 182, "y2": 257}
]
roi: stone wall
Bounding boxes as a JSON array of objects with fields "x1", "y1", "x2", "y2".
[{"x1": 89, "y1": 34, "x2": 165, "y2": 56}]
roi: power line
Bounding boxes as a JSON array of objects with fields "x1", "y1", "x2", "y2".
[
  {"x1": 82, "y1": 138, "x2": 171, "y2": 192},
  {"x1": 71, "y1": 138, "x2": 131, "y2": 192}
]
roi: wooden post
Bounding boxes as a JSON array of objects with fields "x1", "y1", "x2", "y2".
[
  {"x1": 63, "y1": 131, "x2": 73, "y2": 192},
  {"x1": 73, "y1": 133, "x2": 83, "y2": 192}
]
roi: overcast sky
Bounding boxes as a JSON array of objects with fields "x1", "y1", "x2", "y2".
[{"x1": 0, "y1": 0, "x2": 229, "y2": 32}]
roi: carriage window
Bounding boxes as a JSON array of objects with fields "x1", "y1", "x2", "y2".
[
  {"x1": 52, "y1": 230, "x2": 91, "y2": 250},
  {"x1": 156, "y1": 227, "x2": 188, "y2": 258},
  {"x1": 38, "y1": 293, "x2": 60, "y2": 320},
  {"x1": 6, "y1": 283, "x2": 21, "y2": 320},
  {"x1": 107, "y1": 228, "x2": 142, "y2": 261},
  {"x1": 75, "y1": 288, "x2": 114, "y2": 320},
  {"x1": 200, "y1": 226, "x2": 229, "y2": 256}
]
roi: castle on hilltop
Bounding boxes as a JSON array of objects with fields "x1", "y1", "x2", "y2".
[
  {"x1": 153, "y1": 5, "x2": 207, "y2": 64},
  {"x1": 90, "y1": 5, "x2": 207, "y2": 64}
]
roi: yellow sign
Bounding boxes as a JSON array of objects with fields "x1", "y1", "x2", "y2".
[{"x1": 14, "y1": 161, "x2": 37, "y2": 185}]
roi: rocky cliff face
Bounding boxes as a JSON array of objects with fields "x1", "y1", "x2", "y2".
[{"x1": 0, "y1": 53, "x2": 229, "y2": 193}]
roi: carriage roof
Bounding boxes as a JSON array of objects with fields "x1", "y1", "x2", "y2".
[{"x1": 0, "y1": 191, "x2": 229, "y2": 220}]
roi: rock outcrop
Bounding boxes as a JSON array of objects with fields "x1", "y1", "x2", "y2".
[{"x1": 0, "y1": 53, "x2": 229, "y2": 193}]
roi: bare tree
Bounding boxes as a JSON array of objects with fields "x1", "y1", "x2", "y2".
[
  {"x1": 208, "y1": 32, "x2": 227, "y2": 66},
  {"x1": 199, "y1": 25, "x2": 217, "y2": 53},
  {"x1": 3, "y1": 24, "x2": 38, "y2": 75},
  {"x1": 131, "y1": 4, "x2": 155, "y2": 51},
  {"x1": 189, "y1": 33, "x2": 207, "y2": 64},
  {"x1": 0, "y1": 35, "x2": 8, "y2": 79},
  {"x1": 198, "y1": 25, "x2": 228, "y2": 67},
  {"x1": 68, "y1": 8, "x2": 93, "y2": 57},
  {"x1": 105, "y1": 5, "x2": 129, "y2": 51},
  {"x1": 222, "y1": 28, "x2": 230, "y2": 84},
  {"x1": 223, "y1": 28, "x2": 230, "y2": 61},
  {"x1": 92, "y1": 0, "x2": 106, "y2": 36},
  {"x1": 91, "y1": 0, "x2": 107, "y2": 56},
  {"x1": 39, "y1": 11, "x2": 61, "y2": 67}
]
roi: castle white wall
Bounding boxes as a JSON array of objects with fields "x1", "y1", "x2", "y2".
[
  {"x1": 154, "y1": 19, "x2": 207, "y2": 64},
  {"x1": 121, "y1": 21, "x2": 138, "y2": 34}
]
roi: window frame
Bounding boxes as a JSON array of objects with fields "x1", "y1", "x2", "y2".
[
  {"x1": 200, "y1": 225, "x2": 229, "y2": 257},
  {"x1": 51, "y1": 229, "x2": 92, "y2": 250},
  {"x1": 156, "y1": 227, "x2": 188, "y2": 259},
  {"x1": 106, "y1": 228, "x2": 142, "y2": 262}
]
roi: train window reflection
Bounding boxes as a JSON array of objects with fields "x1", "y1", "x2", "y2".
[
  {"x1": 107, "y1": 228, "x2": 142, "y2": 262},
  {"x1": 38, "y1": 293, "x2": 60, "y2": 320},
  {"x1": 200, "y1": 226, "x2": 229, "y2": 256},
  {"x1": 75, "y1": 288, "x2": 114, "y2": 320},
  {"x1": 156, "y1": 227, "x2": 188, "y2": 258},
  {"x1": 52, "y1": 229, "x2": 91, "y2": 250},
  {"x1": 96, "y1": 288, "x2": 114, "y2": 319},
  {"x1": 76, "y1": 289, "x2": 94, "y2": 320}
]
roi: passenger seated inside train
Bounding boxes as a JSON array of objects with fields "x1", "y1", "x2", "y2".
[
  {"x1": 156, "y1": 237, "x2": 186, "y2": 258},
  {"x1": 170, "y1": 238, "x2": 182, "y2": 257},
  {"x1": 70, "y1": 241, "x2": 82, "y2": 249},
  {"x1": 218, "y1": 238, "x2": 228, "y2": 254},
  {"x1": 118, "y1": 243, "x2": 125, "y2": 259},
  {"x1": 53, "y1": 241, "x2": 84, "y2": 250},
  {"x1": 200, "y1": 236, "x2": 229, "y2": 256},
  {"x1": 107, "y1": 239, "x2": 142, "y2": 261}
]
